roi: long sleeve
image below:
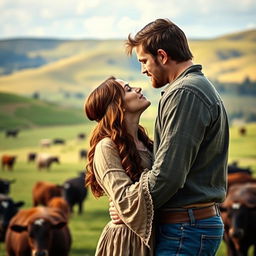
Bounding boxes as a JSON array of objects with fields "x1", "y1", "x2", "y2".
[
  {"x1": 147, "y1": 88, "x2": 211, "y2": 209},
  {"x1": 93, "y1": 138, "x2": 154, "y2": 247}
]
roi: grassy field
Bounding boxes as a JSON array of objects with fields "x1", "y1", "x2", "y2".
[
  {"x1": 0, "y1": 92, "x2": 87, "y2": 130},
  {"x1": 0, "y1": 122, "x2": 256, "y2": 255}
]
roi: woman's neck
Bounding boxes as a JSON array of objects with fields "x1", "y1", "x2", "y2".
[{"x1": 125, "y1": 114, "x2": 146, "y2": 150}]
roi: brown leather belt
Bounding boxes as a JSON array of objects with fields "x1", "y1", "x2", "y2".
[{"x1": 158, "y1": 205, "x2": 219, "y2": 224}]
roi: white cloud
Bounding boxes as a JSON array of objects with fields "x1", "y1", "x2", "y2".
[
  {"x1": 83, "y1": 16, "x2": 116, "y2": 38},
  {"x1": 40, "y1": 8, "x2": 54, "y2": 19},
  {"x1": 246, "y1": 23, "x2": 256, "y2": 29},
  {"x1": 0, "y1": 0, "x2": 255, "y2": 39},
  {"x1": 76, "y1": 0, "x2": 103, "y2": 15}
]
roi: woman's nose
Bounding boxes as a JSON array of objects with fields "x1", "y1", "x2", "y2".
[{"x1": 135, "y1": 87, "x2": 142, "y2": 93}]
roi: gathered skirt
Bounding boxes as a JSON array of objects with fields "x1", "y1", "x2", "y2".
[{"x1": 95, "y1": 221, "x2": 152, "y2": 256}]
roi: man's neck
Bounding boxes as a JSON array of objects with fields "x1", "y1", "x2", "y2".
[{"x1": 168, "y1": 60, "x2": 193, "y2": 83}]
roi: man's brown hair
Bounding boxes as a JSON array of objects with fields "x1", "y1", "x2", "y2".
[{"x1": 126, "y1": 18, "x2": 193, "y2": 62}]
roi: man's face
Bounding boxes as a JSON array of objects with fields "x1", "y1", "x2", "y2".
[{"x1": 135, "y1": 44, "x2": 167, "y2": 88}]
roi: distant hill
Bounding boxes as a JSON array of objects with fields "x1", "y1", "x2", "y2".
[
  {"x1": 0, "y1": 29, "x2": 255, "y2": 98},
  {"x1": 0, "y1": 92, "x2": 86, "y2": 130}
]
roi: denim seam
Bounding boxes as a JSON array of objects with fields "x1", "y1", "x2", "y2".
[{"x1": 176, "y1": 226, "x2": 184, "y2": 255}]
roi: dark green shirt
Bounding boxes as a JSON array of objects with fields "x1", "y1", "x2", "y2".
[{"x1": 148, "y1": 65, "x2": 229, "y2": 209}]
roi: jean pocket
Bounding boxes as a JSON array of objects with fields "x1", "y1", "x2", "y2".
[
  {"x1": 198, "y1": 235, "x2": 223, "y2": 256},
  {"x1": 156, "y1": 225, "x2": 182, "y2": 255},
  {"x1": 158, "y1": 224, "x2": 181, "y2": 240}
]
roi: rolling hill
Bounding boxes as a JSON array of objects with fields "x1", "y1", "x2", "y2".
[
  {"x1": 0, "y1": 29, "x2": 255, "y2": 99},
  {"x1": 0, "y1": 92, "x2": 87, "y2": 130}
]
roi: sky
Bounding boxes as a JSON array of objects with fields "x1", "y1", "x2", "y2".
[{"x1": 0, "y1": 0, "x2": 256, "y2": 40}]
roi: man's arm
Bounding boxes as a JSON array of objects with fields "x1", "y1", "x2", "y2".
[{"x1": 148, "y1": 88, "x2": 211, "y2": 209}]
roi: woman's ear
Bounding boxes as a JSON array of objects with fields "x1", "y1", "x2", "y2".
[{"x1": 157, "y1": 49, "x2": 168, "y2": 64}]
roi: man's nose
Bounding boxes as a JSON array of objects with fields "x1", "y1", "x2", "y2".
[{"x1": 141, "y1": 64, "x2": 147, "y2": 74}]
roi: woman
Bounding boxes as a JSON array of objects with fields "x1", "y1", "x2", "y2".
[{"x1": 85, "y1": 76, "x2": 154, "y2": 256}]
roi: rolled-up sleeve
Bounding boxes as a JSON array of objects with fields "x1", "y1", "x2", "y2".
[{"x1": 147, "y1": 88, "x2": 211, "y2": 209}]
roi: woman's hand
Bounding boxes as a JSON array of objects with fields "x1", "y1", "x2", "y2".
[{"x1": 109, "y1": 200, "x2": 124, "y2": 224}]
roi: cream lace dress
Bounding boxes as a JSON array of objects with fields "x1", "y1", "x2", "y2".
[{"x1": 93, "y1": 138, "x2": 154, "y2": 256}]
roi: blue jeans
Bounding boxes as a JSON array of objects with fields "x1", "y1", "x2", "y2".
[{"x1": 155, "y1": 215, "x2": 224, "y2": 256}]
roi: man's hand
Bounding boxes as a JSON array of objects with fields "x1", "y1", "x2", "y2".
[{"x1": 109, "y1": 201, "x2": 124, "y2": 224}]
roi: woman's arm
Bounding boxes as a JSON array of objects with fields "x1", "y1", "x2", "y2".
[{"x1": 93, "y1": 138, "x2": 153, "y2": 247}]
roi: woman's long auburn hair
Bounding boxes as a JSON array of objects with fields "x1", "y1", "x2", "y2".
[{"x1": 84, "y1": 76, "x2": 153, "y2": 197}]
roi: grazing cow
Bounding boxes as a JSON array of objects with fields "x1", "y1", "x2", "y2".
[
  {"x1": 33, "y1": 181, "x2": 63, "y2": 206},
  {"x1": 0, "y1": 178, "x2": 15, "y2": 194},
  {"x1": 53, "y1": 138, "x2": 65, "y2": 145},
  {"x1": 27, "y1": 152, "x2": 37, "y2": 163},
  {"x1": 5, "y1": 206, "x2": 71, "y2": 256},
  {"x1": 228, "y1": 172, "x2": 256, "y2": 189},
  {"x1": 48, "y1": 197, "x2": 70, "y2": 219},
  {"x1": 79, "y1": 149, "x2": 88, "y2": 160},
  {"x1": 63, "y1": 172, "x2": 87, "y2": 214},
  {"x1": 0, "y1": 194, "x2": 24, "y2": 242},
  {"x1": 239, "y1": 127, "x2": 247, "y2": 136},
  {"x1": 36, "y1": 154, "x2": 60, "y2": 170},
  {"x1": 5, "y1": 129, "x2": 19, "y2": 138},
  {"x1": 1, "y1": 155, "x2": 17, "y2": 171},
  {"x1": 220, "y1": 183, "x2": 256, "y2": 256},
  {"x1": 77, "y1": 133, "x2": 86, "y2": 140},
  {"x1": 40, "y1": 139, "x2": 52, "y2": 147},
  {"x1": 228, "y1": 163, "x2": 252, "y2": 175}
]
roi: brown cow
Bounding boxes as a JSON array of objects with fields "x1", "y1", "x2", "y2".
[
  {"x1": 47, "y1": 197, "x2": 70, "y2": 220},
  {"x1": 239, "y1": 127, "x2": 246, "y2": 136},
  {"x1": 32, "y1": 181, "x2": 63, "y2": 206},
  {"x1": 5, "y1": 206, "x2": 71, "y2": 256},
  {"x1": 1, "y1": 155, "x2": 17, "y2": 171},
  {"x1": 228, "y1": 172, "x2": 256, "y2": 188},
  {"x1": 220, "y1": 183, "x2": 256, "y2": 256},
  {"x1": 36, "y1": 154, "x2": 60, "y2": 170}
]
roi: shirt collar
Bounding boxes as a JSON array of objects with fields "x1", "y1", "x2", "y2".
[{"x1": 161, "y1": 64, "x2": 202, "y2": 95}]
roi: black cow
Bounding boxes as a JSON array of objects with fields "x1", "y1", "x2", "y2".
[
  {"x1": 221, "y1": 183, "x2": 256, "y2": 256},
  {"x1": 53, "y1": 139, "x2": 65, "y2": 145},
  {"x1": 0, "y1": 194, "x2": 24, "y2": 241},
  {"x1": 0, "y1": 178, "x2": 15, "y2": 194},
  {"x1": 5, "y1": 129, "x2": 19, "y2": 138},
  {"x1": 27, "y1": 152, "x2": 37, "y2": 163},
  {"x1": 228, "y1": 163, "x2": 252, "y2": 175},
  {"x1": 77, "y1": 133, "x2": 86, "y2": 140},
  {"x1": 63, "y1": 172, "x2": 87, "y2": 214},
  {"x1": 79, "y1": 149, "x2": 88, "y2": 160}
]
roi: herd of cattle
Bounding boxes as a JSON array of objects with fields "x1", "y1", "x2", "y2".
[
  {"x1": 1, "y1": 129, "x2": 89, "y2": 255},
  {"x1": 2, "y1": 150, "x2": 88, "y2": 171},
  {"x1": 219, "y1": 162, "x2": 256, "y2": 256},
  {"x1": 0, "y1": 172, "x2": 87, "y2": 256},
  {"x1": 1, "y1": 163, "x2": 256, "y2": 256},
  {"x1": 1, "y1": 129, "x2": 88, "y2": 171},
  {"x1": 1, "y1": 128, "x2": 255, "y2": 256}
]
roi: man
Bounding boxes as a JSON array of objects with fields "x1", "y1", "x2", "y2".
[{"x1": 125, "y1": 18, "x2": 229, "y2": 255}]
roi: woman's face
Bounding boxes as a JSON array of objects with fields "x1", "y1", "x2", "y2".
[{"x1": 116, "y1": 79, "x2": 151, "y2": 114}]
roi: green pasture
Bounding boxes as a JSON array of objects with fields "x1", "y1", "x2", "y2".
[{"x1": 0, "y1": 122, "x2": 256, "y2": 256}]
